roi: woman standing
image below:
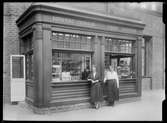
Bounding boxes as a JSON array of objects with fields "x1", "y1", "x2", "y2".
[
  {"x1": 87, "y1": 65, "x2": 103, "y2": 109},
  {"x1": 104, "y1": 65, "x2": 119, "y2": 106}
]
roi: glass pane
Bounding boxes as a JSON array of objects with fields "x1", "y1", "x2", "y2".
[
  {"x1": 26, "y1": 55, "x2": 29, "y2": 79},
  {"x1": 105, "y1": 38, "x2": 133, "y2": 53},
  {"x1": 105, "y1": 54, "x2": 136, "y2": 79},
  {"x1": 52, "y1": 50, "x2": 92, "y2": 81},
  {"x1": 110, "y1": 58, "x2": 118, "y2": 71},
  {"x1": 12, "y1": 56, "x2": 24, "y2": 78},
  {"x1": 52, "y1": 32, "x2": 93, "y2": 50},
  {"x1": 117, "y1": 57, "x2": 135, "y2": 79},
  {"x1": 30, "y1": 54, "x2": 34, "y2": 80},
  {"x1": 25, "y1": 54, "x2": 34, "y2": 80}
]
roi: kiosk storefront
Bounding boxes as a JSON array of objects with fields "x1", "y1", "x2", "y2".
[{"x1": 16, "y1": 3, "x2": 145, "y2": 113}]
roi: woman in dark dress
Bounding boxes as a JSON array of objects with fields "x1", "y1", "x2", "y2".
[
  {"x1": 81, "y1": 68, "x2": 90, "y2": 80},
  {"x1": 104, "y1": 65, "x2": 119, "y2": 106},
  {"x1": 87, "y1": 65, "x2": 103, "y2": 109}
]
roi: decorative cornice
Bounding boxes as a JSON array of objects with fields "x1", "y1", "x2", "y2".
[{"x1": 16, "y1": 3, "x2": 145, "y2": 30}]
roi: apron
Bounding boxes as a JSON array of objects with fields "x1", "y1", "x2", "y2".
[{"x1": 105, "y1": 79, "x2": 119, "y2": 102}]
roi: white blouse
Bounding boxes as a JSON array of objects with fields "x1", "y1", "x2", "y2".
[{"x1": 104, "y1": 71, "x2": 119, "y2": 88}]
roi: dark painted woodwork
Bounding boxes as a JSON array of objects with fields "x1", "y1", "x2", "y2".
[
  {"x1": 50, "y1": 81, "x2": 90, "y2": 106},
  {"x1": 137, "y1": 37, "x2": 142, "y2": 96},
  {"x1": 42, "y1": 24, "x2": 52, "y2": 107},
  {"x1": 93, "y1": 36, "x2": 101, "y2": 74},
  {"x1": 100, "y1": 36, "x2": 105, "y2": 80},
  {"x1": 16, "y1": 4, "x2": 145, "y2": 110},
  {"x1": 33, "y1": 23, "x2": 44, "y2": 108}
]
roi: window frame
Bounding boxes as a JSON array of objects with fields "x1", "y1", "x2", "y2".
[
  {"x1": 104, "y1": 37, "x2": 137, "y2": 80},
  {"x1": 52, "y1": 50, "x2": 93, "y2": 81}
]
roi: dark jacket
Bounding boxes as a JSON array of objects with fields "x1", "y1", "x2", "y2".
[
  {"x1": 81, "y1": 70, "x2": 90, "y2": 80},
  {"x1": 87, "y1": 71, "x2": 103, "y2": 103},
  {"x1": 87, "y1": 72, "x2": 102, "y2": 84}
]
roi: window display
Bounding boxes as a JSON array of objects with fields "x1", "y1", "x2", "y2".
[
  {"x1": 105, "y1": 54, "x2": 135, "y2": 79},
  {"x1": 52, "y1": 50, "x2": 91, "y2": 81},
  {"x1": 117, "y1": 57, "x2": 134, "y2": 79},
  {"x1": 105, "y1": 37, "x2": 136, "y2": 79}
]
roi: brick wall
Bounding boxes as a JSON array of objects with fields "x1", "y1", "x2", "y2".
[{"x1": 3, "y1": 2, "x2": 32, "y2": 103}]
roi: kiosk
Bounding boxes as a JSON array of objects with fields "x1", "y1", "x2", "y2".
[{"x1": 16, "y1": 3, "x2": 145, "y2": 113}]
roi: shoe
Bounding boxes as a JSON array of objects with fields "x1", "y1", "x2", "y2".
[{"x1": 109, "y1": 101, "x2": 115, "y2": 106}]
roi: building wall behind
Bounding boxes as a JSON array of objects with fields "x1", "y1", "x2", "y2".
[
  {"x1": 3, "y1": 2, "x2": 164, "y2": 103},
  {"x1": 3, "y1": 2, "x2": 32, "y2": 103}
]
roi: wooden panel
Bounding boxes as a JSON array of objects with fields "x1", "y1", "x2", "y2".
[
  {"x1": 26, "y1": 85, "x2": 34, "y2": 100},
  {"x1": 50, "y1": 81, "x2": 90, "y2": 106},
  {"x1": 50, "y1": 79, "x2": 137, "y2": 106},
  {"x1": 50, "y1": 97, "x2": 90, "y2": 107},
  {"x1": 119, "y1": 79, "x2": 137, "y2": 94},
  {"x1": 26, "y1": 80, "x2": 34, "y2": 101}
]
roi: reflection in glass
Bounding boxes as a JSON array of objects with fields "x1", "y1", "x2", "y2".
[
  {"x1": 52, "y1": 50, "x2": 91, "y2": 81},
  {"x1": 105, "y1": 38, "x2": 134, "y2": 54},
  {"x1": 117, "y1": 57, "x2": 135, "y2": 79},
  {"x1": 52, "y1": 32, "x2": 93, "y2": 51}
]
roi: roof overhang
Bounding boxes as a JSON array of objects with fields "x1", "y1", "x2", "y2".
[{"x1": 16, "y1": 3, "x2": 145, "y2": 30}]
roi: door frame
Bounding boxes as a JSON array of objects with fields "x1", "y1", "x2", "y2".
[{"x1": 10, "y1": 55, "x2": 25, "y2": 102}]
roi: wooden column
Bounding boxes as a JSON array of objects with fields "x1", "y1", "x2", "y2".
[
  {"x1": 33, "y1": 23, "x2": 45, "y2": 108},
  {"x1": 93, "y1": 35, "x2": 101, "y2": 78},
  {"x1": 42, "y1": 24, "x2": 52, "y2": 107},
  {"x1": 33, "y1": 23, "x2": 52, "y2": 108},
  {"x1": 100, "y1": 36, "x2": 105, "y2": 80},
  {"x1": 137, "y1": 36, "x2": 142, "y2": 96}
]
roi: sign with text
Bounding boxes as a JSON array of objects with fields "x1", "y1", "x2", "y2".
[{"x1": 52, "y1": 16, "x2": 138, "y2": 34}]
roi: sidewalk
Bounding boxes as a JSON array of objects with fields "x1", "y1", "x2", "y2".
[{"x1": 3, "y1": 89, "x2": 165, "y2": 121}]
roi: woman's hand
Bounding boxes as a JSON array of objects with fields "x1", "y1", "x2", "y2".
[{"x1": 91, "y1": 80, "x2": 99, "y2": 83}]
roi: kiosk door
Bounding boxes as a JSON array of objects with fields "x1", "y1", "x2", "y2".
[{"x1": 10, "y1": 55, "x2": 25, "y2": 102}]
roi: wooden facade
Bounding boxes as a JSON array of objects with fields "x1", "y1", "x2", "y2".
[{"x1": 16, "y1": 3, "x2": 145, "y2": 113}]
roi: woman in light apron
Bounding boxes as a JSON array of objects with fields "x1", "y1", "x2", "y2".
[{"x1": 104, "y1": 66, "x2": 119, "y2": 106}]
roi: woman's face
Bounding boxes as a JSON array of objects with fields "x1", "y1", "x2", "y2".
[
  {"x1": 92, "y1": 66, "x2": 96, "y2": 73},
  {"x1": 109, "y1": 66, "x2": 113, "y2": 72}
]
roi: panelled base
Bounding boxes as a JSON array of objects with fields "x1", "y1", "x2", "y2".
[{"x1": 26, "y1": 96, "x2": 141, "y2": 114}]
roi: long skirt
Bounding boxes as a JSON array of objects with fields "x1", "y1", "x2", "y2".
[
  {"x1": 105, "y1": 79, "x2": 119, "y2": 102},
  {"x1": 90, "y1": 82, "x2": 103, "y2": 103}
]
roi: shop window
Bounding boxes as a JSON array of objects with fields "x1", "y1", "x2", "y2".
[
  {"x1": 23, "y1": 34, "x2": 34, "y2": 81},
  {"x1": 105, "y1": 53, "x2": 136, "y2": 79},
  {"x1": 105, "y1": 38, "x2": 133, "y2": 53},
  {"x1": 52, "y1": 32, "x2": 93, "y2": 51},
  {"x1": 52, "y1": 50, "x2": 92, "y2": 81},
  {"x1": 26, "y1": 53, "x2": 34, "y2": 80},
  {"x1": 105, "y1": 37, "x2": 136, "y2": 79}
]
